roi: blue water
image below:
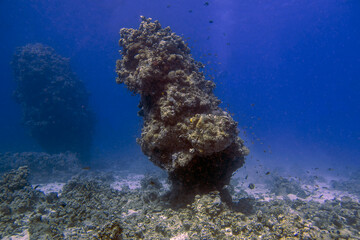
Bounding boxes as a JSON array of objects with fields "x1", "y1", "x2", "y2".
[{"x1": 0, "y1": 0, "x2": 359, "y2": 171}]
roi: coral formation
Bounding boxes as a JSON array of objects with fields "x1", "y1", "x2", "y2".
[
  {"x1": 116, "y1": 16, "x2": 249, "y2": 195},
  {"x1": 11, "y1": 43, "x2": 94, "y2": 164}
]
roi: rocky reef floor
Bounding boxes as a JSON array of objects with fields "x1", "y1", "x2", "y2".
[{"x1": 1, "y1": 163, "x2": 360, "y2": 239}]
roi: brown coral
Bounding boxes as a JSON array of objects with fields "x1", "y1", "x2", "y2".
[{"x1": 116, "y1": 16, "x2": 249, "y2": 195}]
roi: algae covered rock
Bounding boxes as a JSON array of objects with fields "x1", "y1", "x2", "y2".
[
  {"x1": 11, "y1": 43, "x2": 94, "y2": 163},
  {"x1": 116, "y1": 16, "x2": 249, "y2": 194}
]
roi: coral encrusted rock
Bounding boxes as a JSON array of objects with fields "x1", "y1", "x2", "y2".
[
  {"x1": 11, "y1": 43, "x2": 94, "y2": 164},
  {"x1": 116, "y1": 17, "x2": 249, "y2": 194}
]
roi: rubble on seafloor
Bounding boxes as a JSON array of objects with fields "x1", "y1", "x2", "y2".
[{"x1": 1, "y1": 166, "x2": 360, "y2": 239}]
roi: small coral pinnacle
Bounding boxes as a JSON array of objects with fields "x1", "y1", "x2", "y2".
[{"x1": 116, "y1": 17, "x2": 249, "y2": 195}]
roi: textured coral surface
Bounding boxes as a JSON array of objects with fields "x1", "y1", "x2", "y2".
[
  {"x1": 116, "y1": 17, "x2": 249, "y2": 193},
  {"x1": 11, "y1": 43, "x2": 94, "y2": 163}
]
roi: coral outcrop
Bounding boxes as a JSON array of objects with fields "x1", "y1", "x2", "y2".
[
  {"x1": 116, "y1": 17, "x2": 249, "y2": 195},
  {"x1": 11, "y1": 43, "x2": 94, "y2": 164}
]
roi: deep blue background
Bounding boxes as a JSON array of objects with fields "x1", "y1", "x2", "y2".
[{"x1": 0, "y1": 0, "x2": 359, "y2": 170}]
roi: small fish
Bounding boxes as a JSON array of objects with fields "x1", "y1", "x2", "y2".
[
  {"x1": 251, "y1": 103, "x2": 255, "y2": 107},
  {"x1": 245, "y1": 175, "x2": 248, "y2": 179},
  {"x1": 319, "y1": 194, "x2": 323, "y2": 198},
  {"x1": 188, "y1": 10, "x2": 193, "y2": 13},
  {"x1": 328, "y1": 168, "x2": 334, "y2": 171},
  {"x1": 265, "y1": 171, "x2": 270, "y2": 175},
  {"x1": 82, "y1": 166, "x2": 91, "y2": 170},
  {"x1": 167, "y1": 5, "x2": 171, "y2": 8},
  {"x1": 34, "y1": 185, "x2": 40, "y2": 190},
  {"x1": 315, "y1": 168, "x2": 319, "y2": 170},
  {"x1": 204, "y1": 2, "x2": 209, "y2": 6},
  {"x1": 209, "y1": 20, "x2": 213, "y2": 24},
  {"x1": 248, "y1": 183, "x2": 255, "y2": 189}
]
